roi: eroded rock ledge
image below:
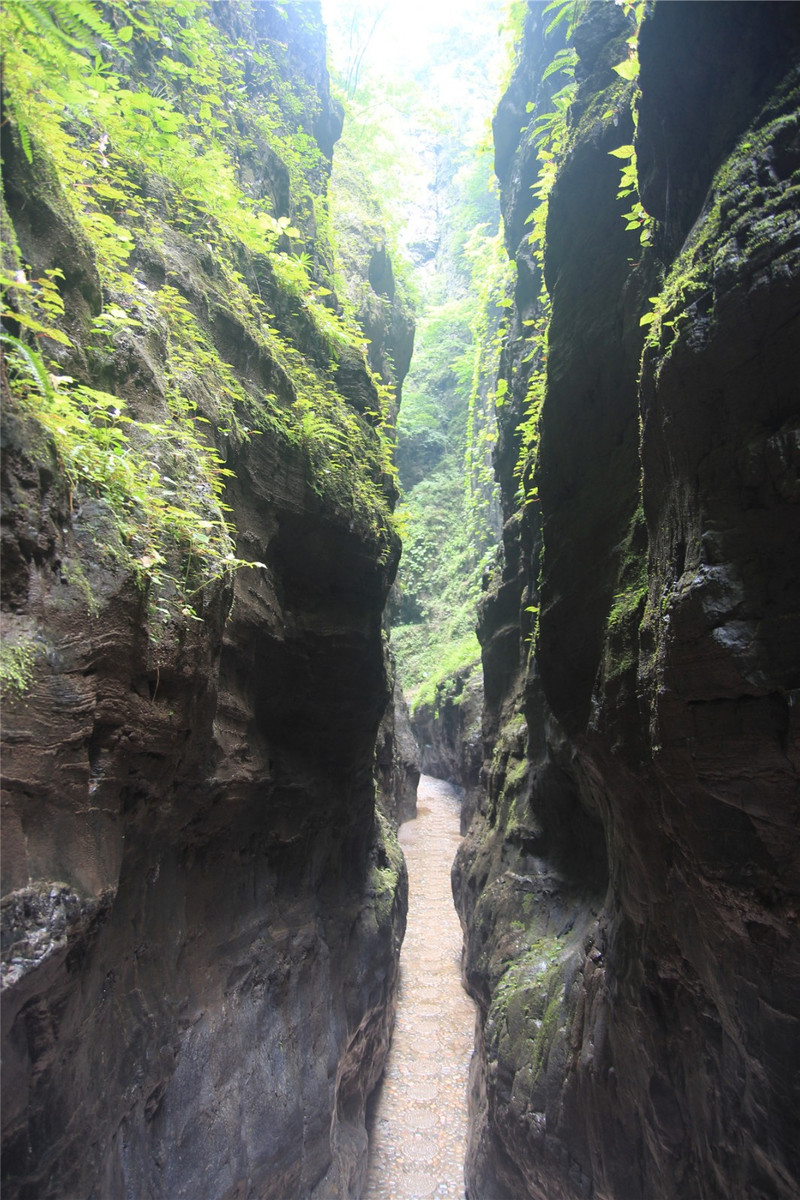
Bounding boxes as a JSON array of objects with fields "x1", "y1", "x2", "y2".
[{"x1": 455, "y1": 4, "x2": 800, "y2": 1198}]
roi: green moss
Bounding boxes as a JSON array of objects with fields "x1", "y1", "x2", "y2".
[
  {"x1": 489, "y1": 713, "x2": 529, "y2": 804},
  {"x1": 643, "y1": 74, "x2": 800, "y2": 362},
  {"x1": 369, "y1": 810, "x2": 405, "y2": 930},
  {"x1": 493, "y1": 940, "x2": 563, "y2": 1006},
  {"x1": 402, "y1": 630, "x2": 481, "y2": 716},
  {"x1": 568, "y1": 75, "x2": 632, "y2": 155},
  {"x1": 60, "y1": 558, "x2": 101, "y2": 618},
  {"x1": 493, "y1": 713, "x2": 527, "y2": 759},
  {"x1": 601, "y1": 503, "x2": 648, "y2": 682},
  {"x1": 0, "y1": 637, "x2": 39, "y2": 697},
  {"x1": 505, "y1": 756, "x2": 529, "y2": 791},
  {"x1": 531, "y1": 987, "x2": 562, "y2": 1078},
  {"x1": 487, "y1": 942, "x2": 565, "y2": 1085},
  {"x1": 498, "y1": 759, "x2": 532, "y2": 837},
  {"x1": 608, "y1": 585, "x2": 647, "y2": 630}
]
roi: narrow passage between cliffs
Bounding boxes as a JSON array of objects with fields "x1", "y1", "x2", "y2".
[{"x1": 364, "y1": 776, "x2": 475, "y2": 1200}]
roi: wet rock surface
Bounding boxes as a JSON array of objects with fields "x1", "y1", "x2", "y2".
[
  {"x1": 456, "y1": 4, "x2": 800, "y2": 1199},
  {"x1": 364, "y1": 776, "x2": 475, "y2": 1200}
]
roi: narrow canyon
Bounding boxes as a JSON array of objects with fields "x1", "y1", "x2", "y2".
[{"x1": 1, "y1": 3, "x2": 798, "y2": 1200}]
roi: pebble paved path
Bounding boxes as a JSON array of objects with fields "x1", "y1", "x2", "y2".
[{"x1": 364, "y1": 775, "x2": 475, "y2": 1200}]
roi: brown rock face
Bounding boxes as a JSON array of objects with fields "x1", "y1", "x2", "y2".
[
  {"x1": 1, "y1": 5, "x2": 409, "y2": 1198},
  {"x1": 455, "y1": 4, "x2": 800, "y2": 1199}
]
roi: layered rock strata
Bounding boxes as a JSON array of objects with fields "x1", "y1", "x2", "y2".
[
  {"x1": 455, "y1": 4, "x2": 800, "y2": 1198},
  {"x1": 1, "y1": 4, "x2": 411, "y2": 1197}
]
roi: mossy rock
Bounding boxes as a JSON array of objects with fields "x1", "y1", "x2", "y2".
[{"x1": 486, "y1": 945, "x2": 566, "y2": 1110}]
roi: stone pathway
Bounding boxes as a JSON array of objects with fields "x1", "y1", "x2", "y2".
[{"x1": 364, "y1": 775, "x2": 475, "y2": 1200}]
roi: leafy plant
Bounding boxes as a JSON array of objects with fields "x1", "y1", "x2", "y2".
[
  {"x1": 2, "y1": 0, "x2": 399, "y2": 627},
  {"x1": 542, "y1": 0, "x2": 587, "y2": 39},
  {"x1": 511, "y1": 27, "x2": 580, "y2": 506},
  {"x1": 606, "y1": 1, "x2": 653, "y2": 248},
  {"x1": 328, "y1": 5, "x2": 510, "y2": 705}
]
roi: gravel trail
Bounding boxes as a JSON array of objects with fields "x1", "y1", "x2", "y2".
[{"x1": 363, "y1": 775, "x2": 475, "y2": 1200}]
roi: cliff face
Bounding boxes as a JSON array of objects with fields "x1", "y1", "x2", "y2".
[
  {"x1": 455, "y1": 4, "x2": 800, "y2": 1198},
  {"x1": 329, "y1": 139, "x2": 421, "y2": 828},
  {"x1": 1, "y1": 4, "x2": 410, "y2": 1197}
]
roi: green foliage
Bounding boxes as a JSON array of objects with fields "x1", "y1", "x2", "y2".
[
  {"x1": 324, "y1": 2, "x2": 509, "y2": 705},
  {"x1": 0, "y1": 636, "x2": 39, "y2": 697},
  {"x1": 515, "y1": 0, "x2": 649, "y2": 508},
  {"x1": 542, "y1": 0, "x2": 587, "y2": 39},
  {"x1": 393, "y1": 624, "x2": 481, "y2": 716},
  {"x1": 601, "y1": 504, "x2": 648, "y2": 681},
  {"x1": 2, "y1": 0, "x2": 398, "y2": 623},
  {"x1": 609, "y1": 139, "x2": 652, "y2": 245},
  {"x1": 496, "y1": 1, "x2": 527, "y2": 91},
  {"x1": 392, "y1": 210, "x2": 505, "y2": 707},
  {"x1": 328, "y1": 120, "x2": 414, "y2": 353},
  {"x1": 486, "y1": 938, "x2": 566, "y2": 1091},
  {"x1": 329, "y1": 70, "x2": 433, "y2": 258},
  {"x1": 511, "y1": 32, "x2": 580, "y2": 506},
  {"x1": 1, "y1": 312, "x2": 253, "y2": 619},
  {"x1": 640, "y1": 73, "x2": 800, "y2": 363},
  {"x1": 463, "y1": 220, "x2": 514, "y2": 539},
  {"x1": 606, "y1": 2, "x2": 654, "y2": 248}
]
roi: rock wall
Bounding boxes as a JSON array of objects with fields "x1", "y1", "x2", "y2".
[
  {"x1": 455, "y1": 4, "x2": 800, "y2": 1198},
  {"x1": 330, "y1": 140, "x2": 415, "y2": 415},
  {"x1": 412, "y1": 664, "x2": 483, "y2": 832},
  {"x1": 1, "y1": 4, "x2": 410, "y2": 1197},
  {"x1": 329, "y1": 102, "x2": 420, "y2": 832},
  {"x1": 375, "y1": 651, "x2": 421, "y2": 827}
]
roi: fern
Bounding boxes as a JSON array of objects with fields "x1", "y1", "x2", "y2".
[
  {"x1": 52, "y1": 0, "x2": 129, "y2": 51},
  {"x1": 541, "y1": 46, "x2": 578, "y2": 83},
  {"x1": 543, "y1": 0, "x2": 586, "y2": 39},
  {"x1": 0, "y1": 330, "x2": 57, "y2": 403},
  {"x1": 2, "y1": 1, "x2": 119, "y2": 162},
  {"x1": 7, "y1": 1, "x2": 88, "y2": 55},
  {"x1": 3, "y1": 0, "x2": 122, "y2": 59}
]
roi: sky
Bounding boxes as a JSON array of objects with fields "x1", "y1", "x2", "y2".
[
  {"x1": 319, "y1": 0, "x2": 509, "y2": 268},
  {"x1": 321, "y1": 0, "x2": 508, "y2": 106}
]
